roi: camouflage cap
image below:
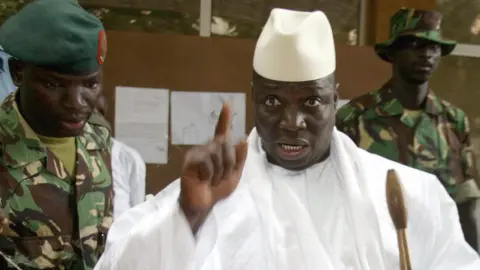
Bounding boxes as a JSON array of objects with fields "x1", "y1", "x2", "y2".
[
  {"x1": 375, "y1": 8, "x2": 456, "y2": 62},
  {"x1": 0, "y1": 0, "x2": 106, "y2": 75}
]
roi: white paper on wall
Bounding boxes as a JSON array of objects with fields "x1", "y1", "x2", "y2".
[
  {"x1": 171, "y1": 91, "x2": 246, "y2": 145},
  {"x1": 115, "y1": 86, "x2": 169, "y2": 164}
]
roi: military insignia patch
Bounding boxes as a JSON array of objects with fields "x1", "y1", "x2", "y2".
[{"x1": 97, "y1": 30, "x2": 107, "y2": 65}]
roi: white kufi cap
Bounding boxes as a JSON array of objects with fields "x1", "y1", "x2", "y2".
[{"x1": 253, "y1": 8, "x2": 336, "y2": 82}]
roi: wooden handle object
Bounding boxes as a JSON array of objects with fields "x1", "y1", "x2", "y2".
[{"x1": 386, "y1": 169, "x2": 412, "y2": 270}]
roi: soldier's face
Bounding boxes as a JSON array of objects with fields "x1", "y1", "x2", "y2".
[
  {"x1": 9, "y1": 59, "x2": 103, "y2": 137},
  {"x1": 252, "y1": 72, "x2": 338, "y2": 171},
  {"x1": 390, "y1": 36, "x2": 442, "y2": 84}
]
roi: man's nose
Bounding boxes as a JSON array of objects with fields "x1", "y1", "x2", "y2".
[
  {"x1": 280, "y1": 107, "x2": 307, "y2": 131},
  {"x1": 63, "y1": 86, "x2": 87, "y2": 109},
  {"x1": 419, "y1": 46, "x2": 438, "y2": 59}
]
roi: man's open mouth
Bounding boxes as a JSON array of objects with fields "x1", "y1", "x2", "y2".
[{"x1": 277, "y1": 143, "x2": 309, "y2": 159}]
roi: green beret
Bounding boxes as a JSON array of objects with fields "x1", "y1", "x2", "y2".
[{"x1": 0, "y1": 0, "x2": 107, "y2": 75}]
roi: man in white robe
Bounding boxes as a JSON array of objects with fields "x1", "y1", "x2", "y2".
[
  {"x1": 94, "y1": 8, "x2": 480, "y2": 270},
  {"x1": 96, "y1": 95, "x2": 147, "y2": 219},
  {"x1": 111, "y1": 138, "x2": 146, "y2": 218}
]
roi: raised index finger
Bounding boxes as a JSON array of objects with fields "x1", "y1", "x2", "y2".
[{"x1": 214, "y1": 102, "x2": 232, "y2": 140}]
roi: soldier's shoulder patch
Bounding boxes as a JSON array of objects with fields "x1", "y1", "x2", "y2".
[{"x1": 97, "y1": 30, "x2": 107, "y2": 65}]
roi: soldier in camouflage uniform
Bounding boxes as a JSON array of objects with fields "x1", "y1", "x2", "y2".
[
  {"x1": 336, "y1": 8, "x2": 480, "y2": 251},
  {"x1": 0, "y1": 0, "x2": 114, "y2": 269}
]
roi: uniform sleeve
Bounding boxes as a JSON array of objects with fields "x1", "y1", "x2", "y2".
[
  {"x1": 413, "y1": 175, "x2": 480, "y2": 269},
  {"x1": 455, "y1": 114, "x2": 480, "y2": 203}
]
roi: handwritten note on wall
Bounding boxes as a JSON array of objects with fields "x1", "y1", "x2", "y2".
[{"x1": 115, "y1": 86, "x2": 169, "y2": 164}]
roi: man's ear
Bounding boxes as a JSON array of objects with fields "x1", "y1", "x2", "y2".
[{"x1": 8, "y1": 58, "x2": 26, "y2": 86}]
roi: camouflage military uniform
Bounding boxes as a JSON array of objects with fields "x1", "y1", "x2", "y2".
[
  {"x1": 0, "y1": 93, "x2": 114, "y2": 269},
  {"x1": 336, "y1": 85, "x2": 480, "y2": 203}
]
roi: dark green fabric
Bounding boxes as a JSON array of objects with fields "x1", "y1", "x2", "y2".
[
  {"x1": 0, "y1": 0, "x2": 106, "y2": 74},
  {"x1": 375, "y1": 8, "x2": 456, "y2": 62}
]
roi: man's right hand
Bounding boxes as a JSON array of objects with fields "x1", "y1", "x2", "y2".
[{"x1": 179, "y1": 103, "x2": 248, "y2": 231}]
